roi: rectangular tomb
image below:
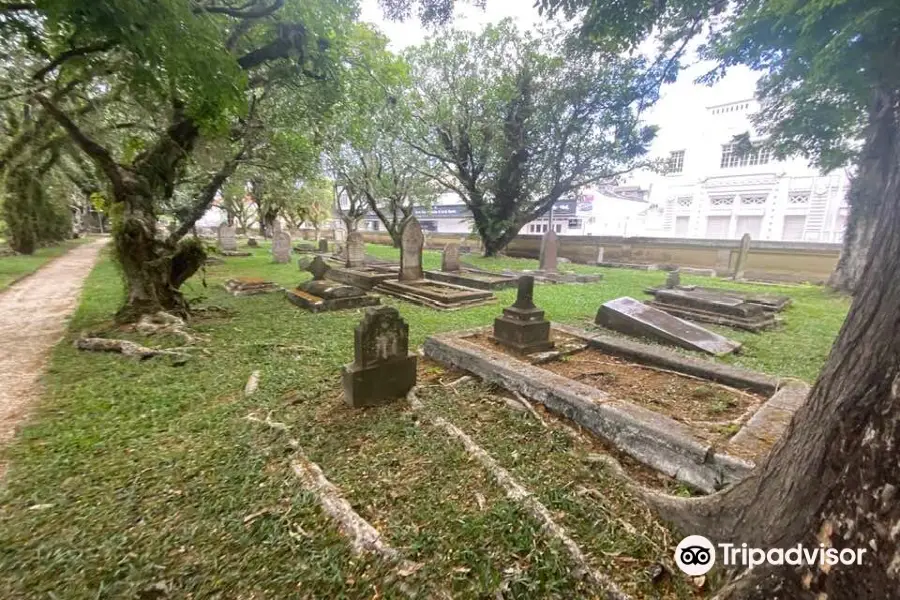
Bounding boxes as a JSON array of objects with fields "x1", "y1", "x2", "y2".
[
  {"x1": 223, "y1": 278, "x2": 280, "y2": 296},
  {"x1": 424, "y1": 269, "x2": 519, "y2": 290},
  {"x1": 424, "y1": 324, "x2": 808, "y2": 493},
  {"x1": 327, "y1": 265, "x2": 398, "y2": 290},
  {"x1": 645, "y1": 285, "x2": 792, "y2": 313},
  {"x1": 646, "y1": 288, "x2": 777, "y2": 332},
  {"x1": 376, "y1": 279, "x2": 495, "y2": 311},
  {"x1": 596, "y1": 297, "x2": 741, "y2": 356}
]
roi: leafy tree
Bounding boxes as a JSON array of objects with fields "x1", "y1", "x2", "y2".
[
  {"x1": 220, "y1": 180, "x2": 255, "y2": 234},
  {"x1": 406, "y1": 21, "x2": 658, "y2": 256},
  {"x1": 284, "y1": 177, "x2": 332, "y2": 236},
  {"x1": 537, "y1": 1, "x2": 900, "y2": 596},
  {"x1": 0, "y1": 0, "x2": 366, "y2": 320}
]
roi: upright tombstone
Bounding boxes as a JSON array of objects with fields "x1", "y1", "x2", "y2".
[
  {"x1": 441, "y1": 243, "x2": 460, "y2": 272},
  {"x1": 346, "y1": 231, "x2": 365, "y2": 268},
  {"x1": 399, "y1": 217, "x2": 424, "y2": 282},
  {"x1": 666, "y1": 270, "x2": 681, "y2": 289},
  {"x1": 342, "y1": 306, "x2": 417, "y2": 407},
  {"x1": 272, "y1": 231, "x2": 291, "y2": 264},
  {"x1": 733, "y1": 233, "x2": 752, "y2": 280},
  {"x1": 217, "y1": 223, "x2": 237, "y2": 252},
  {"x1": 539, "y1": 230, "x2": 559, "y2": 272},
  {"x1": 492, "y1": 276, "x2": 554, "y2": 354},
  {"x1": 318, "y1": 238, "x2": 329, "y2": 253}
]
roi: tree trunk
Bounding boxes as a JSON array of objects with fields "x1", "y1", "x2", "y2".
[
  {"x1": 650, "y1": 89, "x2": 900, "y2": 599},
  {"x1": 113, "y1": 191, "x2": 205, "y2": 322}
]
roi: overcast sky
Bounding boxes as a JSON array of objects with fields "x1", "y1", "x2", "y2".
[{"x1": 358, "y1": 0, "x2": 761, "y2": 181}]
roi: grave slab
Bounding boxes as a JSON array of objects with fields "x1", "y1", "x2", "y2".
[
  {"x1": 645, "y1": 284, "x2": 792, "y2": 313},
  {"x1": 424, "y1": 269, "x2": 519, "y2": 290},
  {"x1": 424, "y1": 323, "x2": 805, "y2": 493},
  {"x1": 342, "y1": 306, "x2": 417, "y2": 407},
  {"x1": 595, "y1": 297, "x2": 741, "y2": 356},
  {"x1": 646, "y1": 288, "x2": 777, "y2": 332},
  {"x1": 288, "y1": 256, "x2": 380, "y2": 312},
  {"x1": 224, "y1": 278, "x2": 280, "y2": 296}
]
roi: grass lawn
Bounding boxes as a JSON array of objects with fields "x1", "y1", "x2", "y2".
[
  {"x1": 0, "y1": 242, "x2": 850, "y2": 599},
  {"x1": 0, "y1": 238, "x2": 94, "y2": 291}
]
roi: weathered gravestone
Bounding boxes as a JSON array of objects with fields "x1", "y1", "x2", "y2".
[
  {"x1": 286, "y1": 256, "x2": 379, "y2": 313},
  {"x1": 247, "y1": 237, "x2": 259, "y2": 248},
  {"x1": 492, "y1": 276, "x2": 554, "y2": 354},
  {"x1": 646, "y1": 288, "x2": 777, "y2": 331},
  {"x1": 272, "y1": 231, "x2": 291, "y2": 264},
  {"x1": 595, "y1": 296, "x2": 740, "y2": 356},
  {"x1": 217, "y1": 223, "x2": 237, "y2": 252},
  {"x1": 341, "y1": 306, "x2": 417, "y2": 407},
  {"x1": 666, "y1": 270, "x2": 681, "y2": 289},
  {"x1": 399, "y1": 217, "x2": 424, "y2": 282},
  {"x1": 539, "y1": 230, "x2": 559, "y2": 272},
  {"x1": 224, "y1": 277, "x2": 280, "y2": 296},
  {"x1": 346, "y1": 231, "x2": 365, "y2": 268},
  {"x1": 733, "y1": 233, "x2": 752, "y2": 280},
  {"x1": 441, "y1": 243, "x2": 460, "y2": 272},
  {"x1": 318, "y1": 239, "x2": 329, "y2": 253}
]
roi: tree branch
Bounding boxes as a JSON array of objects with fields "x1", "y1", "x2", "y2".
[
  {"x1": 194, "y1": 0, "x2": 284, "y2": 19},
  {"x1": 237, "y1": 23, "x2": 306, "y2": 71},
  {"x1": 0, "y1": 2, "x2": 36, "y2": 11},
  {"x1": 32, "y1": 41, "x2": 118, "y2": 81}
]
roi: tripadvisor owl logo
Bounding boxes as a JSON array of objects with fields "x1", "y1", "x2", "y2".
[{"x1": 675, "y1": 535, "x2": 716, "y2": 576}]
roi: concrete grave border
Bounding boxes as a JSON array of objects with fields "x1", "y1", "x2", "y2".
[{"x1": 424, "y1": 323, "x2": 809, "y2": 493}]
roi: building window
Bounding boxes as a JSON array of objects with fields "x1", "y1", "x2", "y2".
[
  {"x1": 667, "y1": 150, "x2": 685, "y2": 174},
  {"x1": 676, "y1": 196, "x2": 693, "y2": 207},
  {"x1": 554, "y1": 223, "x2": 562, "y2": 233},
  {"x1": 740, "y1": 195, "x2": 767, "y2": 205},
  {"x1": 675, "y1": 216, "x2": 690, "y2": 237},
  {"x1": 783, "y1": 215, "x2": 806, "y2": 241},
  {"x1": 705, "y1": 215, "x2": 731, "y2": 239},
  {"x1": 710, "y1": 195, "x2": 735, "y2": 207},
  {"x1": 720, "y1": 143, "x2": 772, "y2": 168},
  {"x1": 567, "y1": 219, "x2": 582, "y2": 229},
  {"x1": 735, "y1": 215, "x2": 763, "y2": 238},
  {"x1": 788, "y1": 193, "x2": 810, "y2": 205}
]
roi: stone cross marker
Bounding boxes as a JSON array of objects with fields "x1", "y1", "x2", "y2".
[
  {"x1": 441, "y1": 243, "x2": 460, "y2": 272},
  {"x1": 342, "y1": 306, "x2": 417, "y2": 407},
  {"x1": 272, "y1": 231, "x2": 291, "y2": 264},
  {"x1": 318, "y1": 238, "x2": 329, "y2": 253},
  {"x1": 492, "y1": 275, "x2": 554, "y2": 354},
  {"x1": 217, "y1": 223, "x2": 237, "y2": 252},
  {"x1": 399, "y1": 217, "x2": 424, "y2": 281},
  {"x1": 346, "y1": 231, "x2": 365, "y2": 268},
  {"x1": 539, "y1": 230, "x2": 559, "y2": 272}
]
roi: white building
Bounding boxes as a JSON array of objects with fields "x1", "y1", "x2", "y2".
[
  {"x1": 642, "y1": 98, "x2": 851, "y2": 242},
  {"x1": 521, "y1": 186, "x2": 656, "y2": 237}
]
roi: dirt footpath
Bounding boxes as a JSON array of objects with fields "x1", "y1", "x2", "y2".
[{"x1": 0, "y1": 239, "x2": 108, "y2": 475}]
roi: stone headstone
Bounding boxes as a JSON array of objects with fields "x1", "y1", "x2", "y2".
[
  {"x1": 399, "y1": 218, "x2": 424, "y2": 282},
  {"x1": 247, "y1": 237, "x2": 259, "y2": 248},
  {"x1": 272, "y1": 231, "x2": 291, "y2": 264},
  {"x1": 733, "y1": 233, "x2": 752, "y2": 280},
  {"x1": 492, "y1": 276, "x2": 554, "y2": 354},
  {"x1": 272, "y1": 220, "x2": 282, "y2": 235},
  {"x1": 346, "y1": 231, "x2": 365, "y2": 268},
  {"x1": 595, "y1": 297, "x2": 740, "y2": 356},
  {"x1": 342, "y1": 306, "x2": 417, "y2": 407},
  {"x1": 539, "y1": 230, "x2": 558, "y2": 272},
  {"x1": 318, "y1": 239, "x2": 329, "y2": 253},
  {"x1": 666, "y1": 270, "x2": 681, "y2": 289},
  {"x1": 441, "y1": 243, "x2": 460, "y2": 272},
  {"x1": 307, "y1": 255, "x2": 330, "y2": 281},
  {"x1": 217, "y1": 223, "x2": 237, "y2": 252}
]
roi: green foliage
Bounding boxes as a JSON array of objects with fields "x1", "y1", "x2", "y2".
[
  {"x1": 406, "y1": 20, "x2": 658, "y2": 254},
  {"x1": 1, "y1": 165, "x2": 72, "y2": 254}
]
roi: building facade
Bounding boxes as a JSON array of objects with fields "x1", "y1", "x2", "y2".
[{"x1": 644, "y1": 99, "x2": 851, "y2": 242}]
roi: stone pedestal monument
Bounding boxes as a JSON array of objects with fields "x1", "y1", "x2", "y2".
[
  {"x1": 342, "y1": 306, "x2": 417, "y2": 407},
  {"x1": 492, "y1": 276, "x2": 554, "y2": 354}
]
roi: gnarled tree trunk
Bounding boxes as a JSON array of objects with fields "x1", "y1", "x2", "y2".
[{"x1": 649, "y1": 88, "x2": 900, "y2": 599}]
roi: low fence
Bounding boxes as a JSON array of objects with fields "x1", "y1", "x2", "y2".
[
  {"x1": 504, "y1": 235, "x2": 841, "y2": 284},
  {"x1": 297, "y1": 229, "x2": 841, "y2": 284}
]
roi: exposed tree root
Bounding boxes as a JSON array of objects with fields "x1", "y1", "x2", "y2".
[
  {"x1": 244, "y1": 413, "x2": 422, "y2": 585},
  {"x1": 244, "y1": 370, "x2": 260, "y2": 397},
  {"x1": 512, "y1": 391, "x2": 549, "y2": 428},
  {"x1": 74, "y1": 337, "x2": 188, "y2": 360},
  {"x1": 134, "y1": 311, "x2": 203, "y2": 344},
  {"x1": 407, "y1": 388, "x2": 630, "y2": 600}
]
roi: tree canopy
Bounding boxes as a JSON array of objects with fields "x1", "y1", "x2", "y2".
[{"x1": 406, "y1": 20, "x2": 658, "y2": 255}]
